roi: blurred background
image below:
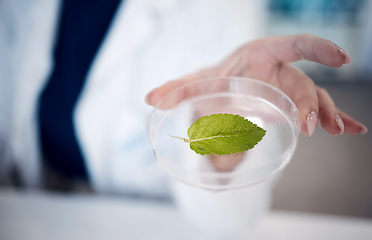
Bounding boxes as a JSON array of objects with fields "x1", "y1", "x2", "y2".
[
  {"x1": 1, "y1": 0, "x2": 371, "y2": 226},
  {"x1": 260, "y1": 0, "x2": 372, "y2": 219},
  {"x1": 264, "y1": 0, "x2": 372, "y2": 82}
]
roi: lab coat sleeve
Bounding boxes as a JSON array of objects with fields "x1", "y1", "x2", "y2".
[
  {"x1": 171, "y1": 178, "x2": 275, "y2": 235},
  {"x1": 155, "y1": 0, "x2": 275, "y2": 234}
]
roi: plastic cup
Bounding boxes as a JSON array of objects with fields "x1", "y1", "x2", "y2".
[{"x1": 147, "y1": 77, "x2": 300, "y2": 191}]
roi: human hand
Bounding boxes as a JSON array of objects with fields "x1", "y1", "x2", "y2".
[{"x1": 145, "y1": 34, "x2": 367, "y2": 137}]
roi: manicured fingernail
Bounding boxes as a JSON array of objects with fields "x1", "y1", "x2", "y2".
[
  {"x1": 306, "y1": 111, "x2": 317, "y2": 137},
  {"x1": 335, "y1": 114, "x2": 344, "y2": 135},
  {"x1": 336, "y1": 45, "x2": 351, "y2": 64}
]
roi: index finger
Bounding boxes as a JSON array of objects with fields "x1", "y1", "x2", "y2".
[{"x1": 259, "y1": 34, "x2": 351, "y2": 67}]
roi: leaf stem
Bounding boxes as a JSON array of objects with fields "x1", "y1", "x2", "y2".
[{"x1": 169, "y1": 134, "x2": 190, "y2": 143}]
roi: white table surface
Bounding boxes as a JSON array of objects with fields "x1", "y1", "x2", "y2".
[{"x1": 1, "y1": 188, "x2": 372, "y2": 240}]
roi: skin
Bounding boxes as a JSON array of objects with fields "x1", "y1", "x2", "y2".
[{"x1": 145, "y1": 34, "x2": 368, "y2": 171}]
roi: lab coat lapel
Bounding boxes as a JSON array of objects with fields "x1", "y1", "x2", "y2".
[
  {"x1": 75, "y1": 0, "x2": 156, "y2": 190},
  {"x1": 84, "y1": 0, "x2": 181, "y2": 84},
  {"x1": 85, "y1": 0, "x2": 155, "y2": 88},
  {"x1": 75, "y1": 0, "x2": 182, "y2": 191}
]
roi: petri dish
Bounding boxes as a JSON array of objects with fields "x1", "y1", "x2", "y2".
[{"x1": 147, "y1": 77, "x2": 300, "y2": 191}]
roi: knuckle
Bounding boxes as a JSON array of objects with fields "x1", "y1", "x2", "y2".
[{"x1": 298, "y1": 33, "x2": 316, "y2": 39}]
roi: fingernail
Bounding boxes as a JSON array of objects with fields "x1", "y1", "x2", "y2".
[
  {"x1": 335, "y1": 114, "x2": 344, "y2": 135},
  {"x1": 336, "y1": 45, "x2": 351, "y2": 64},
  {"x1": 306, "y1": 111, "x2": 317, "y2": 137}
]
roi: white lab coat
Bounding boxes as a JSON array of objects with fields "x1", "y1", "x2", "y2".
[{"x1": 0, "y1": 0, "x2": 273, "y2": 234}]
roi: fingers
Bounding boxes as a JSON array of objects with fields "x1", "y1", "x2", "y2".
[
  {"x1": 145, "y1": 79, "x2": 186, "y2": 107},
  {"x1": 274, "y1": 64, "x2": 367, "y2": 136},
  {"x1": 316, "y1": 87, "x2": 342, "y2": 135},
  {"x1": 145, "y1": 34, "x2": 351, "y2": 107},
  {"x1": 316, "y1": 87, "x2": 368, "y2": 135},
  {"x1": 209, "y1": 152, "x2": 245, "y2": 172},
  {"x1": 145, "y1": 70, "x2": 211, "y2": 107},
  {"x1": 275, "y1": 64, "x2": 319, "y2": 136},
  {"x1": 278, "y1": 67, "x2": 368, "y2": 136},
  {"x1": 337, "y1": 110, "x2": 368, "y2": 135},
  {"x1": 261, "y1": 34, "x2": 351, "y2": 67}
]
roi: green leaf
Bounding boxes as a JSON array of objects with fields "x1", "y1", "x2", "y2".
[{"x1": 171, "y1": 113, "x2": 266, "y2": 155}]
